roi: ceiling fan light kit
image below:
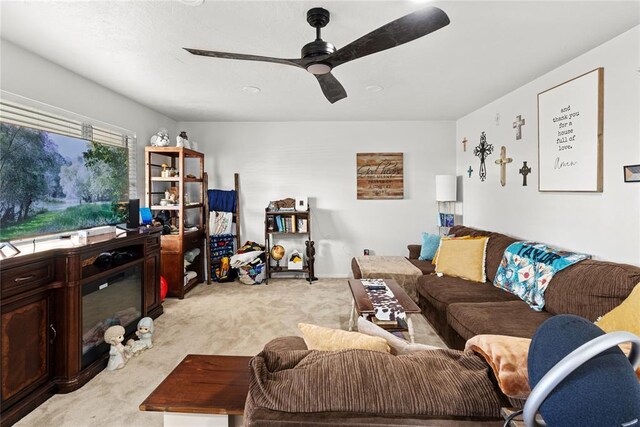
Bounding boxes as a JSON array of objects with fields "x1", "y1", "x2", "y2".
[{"x1": 184, "y1": 5, "x2": 450, "y2": 103}]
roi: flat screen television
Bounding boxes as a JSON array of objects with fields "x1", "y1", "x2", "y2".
[{"x1": 0, "y1": 123, "x2": 129, "y2": 241}]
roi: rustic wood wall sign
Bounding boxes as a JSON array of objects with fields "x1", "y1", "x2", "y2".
[
  {"x1": 538, "y1": 68, "x2": 603, "y2": 192},
  {"x1": 356, "y1": 152, "x2": 404, "y2": 199},
  {"x1": 474, "y1": 132, "x2": 494, "y2": 182}
]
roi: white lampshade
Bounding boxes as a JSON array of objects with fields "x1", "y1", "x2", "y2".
[{"x1": 435, "y1": 175, "x2": 457, "y2": 202}]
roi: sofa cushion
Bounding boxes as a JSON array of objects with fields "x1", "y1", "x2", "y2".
[
  {"x1": 357, "y1": 317, "x2": 440, "y2": 355},
  {"x1": 417, "y1": 275, "x2": 519, "y2": 315},
  {"x1": 435, "y1": 236, "x2": 490, "y2": 282},
  {"x1": 408, "y1": 259, "x2": 436, "y2": 275},
  {"x1": 246, "y1": 348, "x2": 507, "y2": 419},
  {"x1": 596, "y1": 283, "x2": 640, "y2": 336},
  {"x1": 263, "y1": 336, "x2": 308, "y2": 352},
  {"x1": 544, "y1": 260, "x2": 640, "y2": 321},
  {"x1": 419, "y1": 232, "x2": 441, "y2": 260},
  {"x1": 298, "y1": 323, "x2": 390, "y2": 353},
  {"x1": 407, "y1": 244, "x2": 422, "y2": 260},
  {"x1": 449, "y1": 226, "x2": 517, "y2": 282},
  {"x1": 447, "y1": 301, "x2": 552, "y2": 340}
]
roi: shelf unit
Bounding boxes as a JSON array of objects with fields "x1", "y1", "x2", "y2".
[
  {"x1": 145, "y1": 147, "x2": 205, "y2": 298},
  {"x1": 264, "y1": 209, "x2": 316, "y2": 283},
  {"x1": 437, "y1": 201, "x2": 456, "y2": 236}
]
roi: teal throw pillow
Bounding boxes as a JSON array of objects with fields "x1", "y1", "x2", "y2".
[{"x1": 419, "y1": 232, "x2": 441, "y2": 261}]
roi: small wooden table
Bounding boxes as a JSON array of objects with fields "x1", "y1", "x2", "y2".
[
  {"x1": 140, "y1": 354, "x2": 251, "y2": 427},
  {"x1": 347, "y1": 278, "x2": 421, "y2": 343}
]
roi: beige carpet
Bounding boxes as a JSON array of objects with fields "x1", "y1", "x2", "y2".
[{"x1": 16, "y1": 278, "x2": 445, "y2": 427}]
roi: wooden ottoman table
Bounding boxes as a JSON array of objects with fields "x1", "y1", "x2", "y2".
[
  {"x1": 140, "y1": 354, "x2": 251, "y2": 427},
  {"x1": 347, "y1": 278, "x2": 421, "y2": 343}
]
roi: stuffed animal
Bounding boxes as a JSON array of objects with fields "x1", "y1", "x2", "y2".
[{"x1": 104, "y1": 325, "x2": 129, "y2": 370}]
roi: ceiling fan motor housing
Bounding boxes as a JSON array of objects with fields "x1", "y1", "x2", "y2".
[{"x1": 303, "y1": 8, "x2": 335, "y2": 74}]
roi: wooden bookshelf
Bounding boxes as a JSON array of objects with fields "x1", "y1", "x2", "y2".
[
  {"x1": 145, "y1": 147, "x2": 205, "y2": 298},
  {"x1": 264, "y1": 209, "x2": 316, "y2": 283}
]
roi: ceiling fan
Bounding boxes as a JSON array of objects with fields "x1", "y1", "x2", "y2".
[{"x1": 184, "y1": 6, "x2": 450, "y2": 104}]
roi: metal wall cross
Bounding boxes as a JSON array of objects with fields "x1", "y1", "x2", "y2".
[
  {"x1": 473, "y1": 131, "x2": 494, "y2": 182},
  {"x1": 494, "y1": 146, "x2": 513, "y2": 187},
  {"x1": 513, "y1": 115, "x2": 526, "y2": 140},
  {"x1": 519, "y1": 161, "x2": 532, "y2": 186},
  {"x1": 467, "y1": 165, "x2": 473, "y2": 178}
]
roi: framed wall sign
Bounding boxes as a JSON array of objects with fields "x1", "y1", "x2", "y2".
[
  {"x1": 356, "y1": 152, "x2": 404, "y2": 199},
  {"x1": 538, "y1": 68, "x2": 603, "y2": 192}
]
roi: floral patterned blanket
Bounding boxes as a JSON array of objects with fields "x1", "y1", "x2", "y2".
[{"x1": 494, "y1": 242, "x2": 590, "y2": 311}]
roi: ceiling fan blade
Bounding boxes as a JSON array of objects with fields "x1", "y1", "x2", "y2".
[
  {"x1": 315, "y1": 73, "x2": 347, "y2": 104},
  {"x1": 184, "y1": 48, "x2": 305, "y2": 68},
  {"x1": 328, "y1": 6, "x2": 450, "y2": 68}
]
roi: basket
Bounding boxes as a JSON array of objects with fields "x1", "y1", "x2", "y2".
[{"x1": 238, "y1": 262, "x2": 265, "y2": 285}]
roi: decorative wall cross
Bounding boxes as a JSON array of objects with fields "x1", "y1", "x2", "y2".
[
  {"x1": 513, "y1": 115, "x2": 526, "y2": 140},
  {"x1": 467, "y1": 166, "x2": 473, "y2": 178},
  {"x1": 473, "y1": 131, "x2": 494, "y2": 182},
  {"x1": 461, "y1": 137, "x2": 468, "y2": 152},
  {"x1": 494, "y1": 146, "x2": 513, "y2": 187},
  {"x1": 519, "y1": 161, "x2": 532, "y2": 186}
]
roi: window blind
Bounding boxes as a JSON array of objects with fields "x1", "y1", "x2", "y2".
[{"x1": 0, "y1": 99, "x2": 137, "y2": 198}]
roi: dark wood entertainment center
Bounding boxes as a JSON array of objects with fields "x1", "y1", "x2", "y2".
[{"x1": 0, "y1": 228, "x2": 163, "y2": 426}]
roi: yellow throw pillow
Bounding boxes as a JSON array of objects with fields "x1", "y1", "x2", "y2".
[
  {"x1": 595, "y1": 283, "x2": 640, "y2": 336},
  {"x1": 298, "y1": 323, "x2": 390, "y2": 353},
  {"x1": 431, "y1": 235, "x2": 473, "y2": 265},
  {"x1": 435, "y1": 236, "x2": 489, "y2": 282}
]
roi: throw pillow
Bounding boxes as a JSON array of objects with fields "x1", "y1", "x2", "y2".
[
  {"x1": 596, "y1": 283, "x2": 640, "y2": 337},
  {"x1": 298, "y1": 323, "x2": 390, "y2": 353},
  {"x1": 419, "y1": 233, "x2": 441, "y2": 261},
  {"x1": 357, "y1": 317, "x2": 439, "y2": 355},
  {"x1": 465, "y1": 334, "x2": 532, "y2": 399},
  {"x1": 431, "y1": 235, "x2": 472, "y2": 265},
  {"x1": 435, "y1": 236, "x2": 489, "y2": 282}
]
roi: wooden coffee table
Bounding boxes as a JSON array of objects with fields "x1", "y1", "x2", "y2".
[
  {"x1": 140, "y1": 354, "x2": 251, "y2": 427},
  {"x1": 347, "y1": 278, "x2": 421, "y2": 343}
]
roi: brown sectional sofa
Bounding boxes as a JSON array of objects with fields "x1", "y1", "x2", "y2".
[
  {"x1": 243, "y1": 226, "x2": 639, "y2": 426},
  {"x1": 412, "y1": 225, "x2": 640, "y2": 349}
]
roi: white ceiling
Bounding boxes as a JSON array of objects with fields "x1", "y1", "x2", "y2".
[{"x1": 1, "y1": 1, "x2": 638, "y2": 122}]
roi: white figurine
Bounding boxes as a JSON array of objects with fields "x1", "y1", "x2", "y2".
[
  {"x1": 127, "y1": 317, "x2": 155, "y2": 356},
  {"x1": 176, "y1": 131, "x2": 190, "y2": 149},
  {"x1": 104, "y1": 325, "x2": 129, "y2": 370},
  {"x1": 150, "y1": 129, "x2": 170, "y2": 147}
]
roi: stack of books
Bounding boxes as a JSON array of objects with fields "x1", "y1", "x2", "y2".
[{"x1": 272, "y1": 215, "x2": 308, "y2": 233}]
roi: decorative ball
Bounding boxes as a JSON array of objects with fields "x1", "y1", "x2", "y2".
[
  {"x1": 270, "y1": 245, "x2": 285, "y2": 261},
  {"x1": 160, "y1": 276, "x2": 168, "y2": 301}
]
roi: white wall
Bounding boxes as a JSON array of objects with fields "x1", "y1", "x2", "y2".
[
  {"x1": 0, "y1": 39, "x2": 177, "y2": 197},
  {"x1": 180, "y1": 121, "x2": 455, "y2": 277},
  {"x1": 456, "y1": 26, "x2": 640, "y2": 266}
]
